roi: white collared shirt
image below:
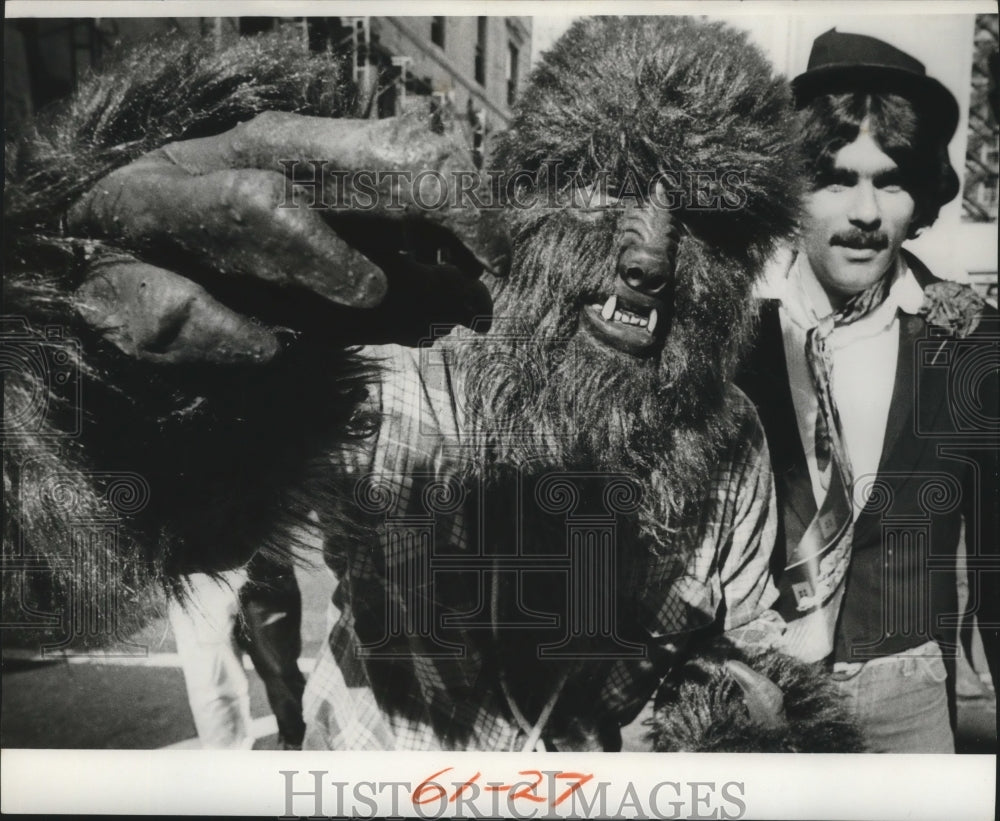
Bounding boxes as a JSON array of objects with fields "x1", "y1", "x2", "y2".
[{"x1": 759, "y1": 252, "x2": 925, "y2": 517}]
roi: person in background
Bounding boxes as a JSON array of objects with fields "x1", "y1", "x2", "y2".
[
  {"x1": 738, "y1": 28, "x2": 998, "y2": 752},
  {"x1": 169, "y1": 553, "x2": 306, "y2": 750}
]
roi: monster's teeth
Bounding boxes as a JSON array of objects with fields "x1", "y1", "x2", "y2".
[
  {"x1": 648, "y1": 308, "x2": 658, "y2": 334},
  {"x1": 601, "y1": 294, "x2": 617, "y2": 321},
  {"x1": 613, "y1": 310, "x2": 623, "y2": 321}
]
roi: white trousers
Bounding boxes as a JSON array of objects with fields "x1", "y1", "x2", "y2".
[{"x1": 168, "y1": 569, "x2": 253, "y2": 749}]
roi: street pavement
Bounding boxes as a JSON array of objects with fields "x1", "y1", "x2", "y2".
[
  {"x1": 2, "y1": 550, "x2": 995, "y2": 752},
  {"x1": 2, "y1": 550, "x2": 334, "y2": 750}
]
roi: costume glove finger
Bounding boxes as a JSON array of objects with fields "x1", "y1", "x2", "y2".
[
  {"x1": 129, "y1": 110, "x2": 510, "y2": 277},
  {"x1": 68, "y1": 163, "x2": 387, "y2": 309},
  {"x1": 73, "y1": 254, "x2": 281, "y2": 365}
]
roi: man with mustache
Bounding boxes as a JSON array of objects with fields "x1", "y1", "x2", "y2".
[{"x1": 739, "y1": 29, "x2": 999, "y2": 752}]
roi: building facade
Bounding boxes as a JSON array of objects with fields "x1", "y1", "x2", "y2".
[{"x1": 4, "y1": 16, "x2": 532, "y2": 164}]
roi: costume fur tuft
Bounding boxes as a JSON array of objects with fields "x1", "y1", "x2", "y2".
[{"x1": 649, "y1": 644, "x2": 865, "y2": 752}]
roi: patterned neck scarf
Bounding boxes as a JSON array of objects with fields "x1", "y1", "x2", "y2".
[
  {"x1": 779, "y1": 264, "x2": 895, "y2": 662},
  {"x1": 806, "y1": 270, "x2": 895, "y2": 481}
]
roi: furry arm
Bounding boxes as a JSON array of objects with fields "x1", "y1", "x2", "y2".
[{"x1": 2, "y1": 32, "x2": 504, "y2": 641}]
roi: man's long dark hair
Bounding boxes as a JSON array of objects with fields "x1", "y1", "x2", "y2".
[{"x1": 796, "y1": 92, "x2": 959, "y2": 236}]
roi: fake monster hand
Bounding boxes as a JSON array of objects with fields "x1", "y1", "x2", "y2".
[{"x1": 68, "y1": 111, "x2": 510, "y2": 362}]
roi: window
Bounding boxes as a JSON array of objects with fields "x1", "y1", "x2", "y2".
[
  {"x1": 475, "y1": 17, "x2": 487, "y2": 86},
  {"x1": 962, "y1": 14, "x2": 999, "y2": 222},
  {"x1": 506, "y1": 41, "x2": 519, "y2": 105},
  {"x1": 979, "y1": 178, "x2": 999, "y2": 208},
  {"x1": 431, "y1": 17, "x2": 445, "y2": 48}
]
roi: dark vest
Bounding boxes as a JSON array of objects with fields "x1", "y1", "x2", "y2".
[{"x1": 736, "y1": 253, "x2": 998, "y2": 685}]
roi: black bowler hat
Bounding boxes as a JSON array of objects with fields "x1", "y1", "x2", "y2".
[{"x1": 792, "y1": 28, "x2": 960, "y2": 140}]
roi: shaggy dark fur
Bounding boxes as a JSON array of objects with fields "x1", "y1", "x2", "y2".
[
  {"x1": 3, "y1": 31, "x2": 373, "y2": 641},
  {"x1": 649, "y1": 644, "x2": 865, "y2": 752}
]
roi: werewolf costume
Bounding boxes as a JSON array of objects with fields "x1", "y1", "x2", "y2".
[{"x1": 4, "y1": 18, "x2": 861, "y2": 751}]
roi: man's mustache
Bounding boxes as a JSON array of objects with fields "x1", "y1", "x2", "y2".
[{"x1": 830, "y1": 229, "x2": 889, "y2": 250}]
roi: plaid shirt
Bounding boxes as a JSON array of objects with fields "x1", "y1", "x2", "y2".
[{"x1": 303, "y1": 343, "x2": 782, "y2": 751}]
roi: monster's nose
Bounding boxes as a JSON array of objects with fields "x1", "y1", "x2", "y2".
[
  {"x1": 618, "y1": 246, "x2": 672, "y2": 295},
  {"x1": 616, "y1": 184, "x2": 679, "y2": 298}
]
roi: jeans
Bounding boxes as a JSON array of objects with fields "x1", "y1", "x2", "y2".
[{"x1": 831, "y1": 641, "x2": 954, "y2": 753}]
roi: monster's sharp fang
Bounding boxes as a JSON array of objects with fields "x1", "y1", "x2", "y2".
[{"x1": 601, "y1": 294, "x2": 617, "y2": 320}]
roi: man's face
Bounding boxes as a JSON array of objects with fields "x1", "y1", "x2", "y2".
[{"x1": 800, "y1": 127, "x2": 916, "y2": 304}]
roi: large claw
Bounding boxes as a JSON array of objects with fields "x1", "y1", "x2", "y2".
[{"x1": 725, "y1": 659, "x2": 788, "y2": 729}]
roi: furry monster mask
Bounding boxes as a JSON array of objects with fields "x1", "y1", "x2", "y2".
[{"x1": 460, "y1": 18, "x2": 802, "y2": 529}]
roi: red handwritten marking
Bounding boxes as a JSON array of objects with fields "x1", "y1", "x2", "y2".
[
  {"x1": 553, "y1": 772, "x2": 594, "y2": 806},
  {"x1": 416, "y1": 768, "x2": 596, "y2": 807},
  {"x1": 509, "y1": 770, "x2": 546, "y2": 803},
  {"x1": 449, "y1": 772, "x2": 482, "y2": 803},
  {"x1": 413, "y1": 767, "x2": 453, "y2": 805}
]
